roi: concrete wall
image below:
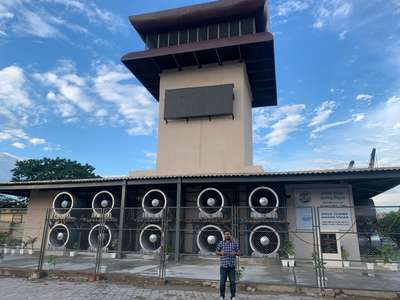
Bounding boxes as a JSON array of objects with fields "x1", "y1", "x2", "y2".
[
  {"x1": 0, "y1": 210, "x2": 26, "y2": 241},
  {"x1": 22, "y1": 190, "x2": 56, "y2": 249},
  {"x1": 152, "y1": 63, "x2": 262, "y2": 176}
]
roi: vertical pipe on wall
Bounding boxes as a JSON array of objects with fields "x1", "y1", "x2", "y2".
[
  {"x1": 117, "y1": 180, "x2": 127, "y2": 259},
  {"x1": 174, "y1": 178, "x2": 182, "y2": 263}
]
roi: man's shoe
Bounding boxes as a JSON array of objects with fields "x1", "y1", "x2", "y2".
[
  {"x1": 219, "y1": 297, "x2": 224, "y2": 300},
  {"x1": 231, "y1": 297, "x2": 236, "y2": 300}
]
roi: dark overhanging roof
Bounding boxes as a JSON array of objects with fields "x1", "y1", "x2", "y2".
[
  {"x1": 1, "y1": 167, "x2": 400, "y2": 200},
  {"x1": 122, "y1": 32, "x2": 277, "y2": 108},
  {"x1": 130, "y1": 0, "x2": 268, "y2": 38}
]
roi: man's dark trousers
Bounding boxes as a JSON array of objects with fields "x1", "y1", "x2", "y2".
[{"x1": 220, "y1": 266, "x2": 236, "y2": 299}]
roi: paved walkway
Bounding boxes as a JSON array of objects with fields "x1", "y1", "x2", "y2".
[{"x1": 0, "y1": 277, "x2": 320, "y2": 300}]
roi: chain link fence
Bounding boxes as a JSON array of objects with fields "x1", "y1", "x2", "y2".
[{"x1": 1, "y1": 205, "x2": 399, "y2": 292}]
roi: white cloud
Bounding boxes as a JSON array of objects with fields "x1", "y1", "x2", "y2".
[
  {"x1": 253, "y1": 105, "x2": 306, "y2": 146},
  {"x1": 387, "y1": 96, "x2": 400, "y2": 105},
  {"x1": 41, "y1": 0, "x2": 123, "y2": 31},
  {"x1": 393, "y1": 122, "x2": 400, "y2": 130},
  {"x1": 0, "y1": 65, "x2": 44, "y2": 127},
  {"x1": 310, "y1": 99, "x2": 400, "y2": 168},
  {"x1": 338, "y1": 30, "x2": 348, "y2": 40},
  {"x1": 392, "y1": 0, "x2": 400, "y2": 14},
  {"x1": 29, "y1": 137, "x2": 46, "y2": 145},
  {"x1": 274, "y1": 0, "x2": 311, "y2": 17},
  {"x1": 253, "y1": 108, "x2": 270, "y2": 132},
  {"x1": 0, "y1": 65, "x2": 32, "y2": 108},
  {"x1": 11, "y1": 142, "x2": 25, "y2": 149},
  {"x1": 313, "y1": 20, "x2": 324, "y2": 29},
  {"x1": 93, "y1": 63, "x2": 157, "y2": 136},
  {"x1": 356, "y1": 94, "x2": 373, "y2": 101},
  {"x1": 34, "y1": 61, "x2": 95, "y2": 116},
  {"x1": 15, "y1": 9, "x2": 61, "y2": 38},
  {"x1": 56, "y1": 103, "x2": 76, "y2": 118},
  {"x1": 330, "y1": 88, "x2": 345, "y2": 93},
  {"x1": 43, "y1": 144, "x2": 61, "y2": 151},
  {"x1": 308, "y1": 100, "x2": 336, "y2": 127},
  {"x1": 32, "y1": 60, "x2": 158, "y2": 136},
  {"x1": 0, "y1": 0, "x2": 123, "y2": 40},
  {"x1": 0, "y1": 128, "x2": 28, "y2": 141},
  {"x1": 307, "y1": 101, "x2": 364, "y2": 139},
  {"x1": 144, "y1": 151, "x2": 156, "y2": 159},
  {"x1": 313, "y1": 0, "x2": 353, "y2": 29},
  {"x1": 265, "y1": 104, "x2": 306, "y2": 146},
  {"x1": 311, "y1": 119, "x2": 353, "y2": 137},
  {"x1": 95, "y1": 108, "x2": 108, "y2": 118},
  {"x1": 352, "y1": 113, "x2": 365, "y2": 122},
  {"x1": 0, "y1": 128, "x2": 48, "y2": 149}
]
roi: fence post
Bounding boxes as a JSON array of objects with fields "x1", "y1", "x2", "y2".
[
  {"x1": 117, "y1": 180, "x2": 127, "y2": 259},
  {"x1": 316, "y1": 206, "x2": 327, "y2": 289},
  {"x1": 160, "y1": 208, "x2": 168, "y2": 279},
  {"x1": 94, "y1": 208, "x2": 105, "y2": 278},
  {"x1": 37, "y1": 208, "x2": 50, "y2": 273},
  {"x1": 311, "y1": 206, "x2": 321, "y2": 289},
  {"x1": 174, "y1": 178, "x2": 182, "y2": 263}
]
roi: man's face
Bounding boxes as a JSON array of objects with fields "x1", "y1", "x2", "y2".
[{"x1": 224, "y1": 231, "x2": 231, "y2": 240}]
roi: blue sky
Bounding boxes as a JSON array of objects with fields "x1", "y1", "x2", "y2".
[{"x1": 0, "y1": 0, "x2": 399, "y2": 203}]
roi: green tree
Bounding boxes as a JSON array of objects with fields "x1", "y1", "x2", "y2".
[
  {"x1": 11, "y1": 157, "x2": 99, "y2": 182},
  {"x1": 378, "y1": 211, "x2": 400, "y2": 248},
  {"x1": 0, "y1": 194, "x2": 28, "y2": 208}
]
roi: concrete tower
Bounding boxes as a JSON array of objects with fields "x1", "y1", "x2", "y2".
[{"x1": 122, "y1": 0, "x2": 277, "y2": 176}]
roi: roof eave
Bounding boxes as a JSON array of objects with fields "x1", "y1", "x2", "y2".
[{"x1": 129, "y1": 0, "x2": 267, "y2": 37}]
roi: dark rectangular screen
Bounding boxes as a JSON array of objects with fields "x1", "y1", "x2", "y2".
[{"x1": 164, "y1": 84, "x2": 234, "y2": 120}]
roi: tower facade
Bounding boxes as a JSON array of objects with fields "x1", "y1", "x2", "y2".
[{"x1": 122, "y1": 0, "x2": 277, "y2": 175}]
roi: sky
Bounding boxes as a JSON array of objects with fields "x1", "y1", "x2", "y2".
[{"x1": 0, "y1": 0, "x2": 399, "y2": 203}]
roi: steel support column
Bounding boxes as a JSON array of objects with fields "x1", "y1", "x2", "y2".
[
  {"x1": 174, "y1": 178, "x2": 182, "y2": 262},
  {"x1": 117, "y1": 180, "x2": 127, "y2": 259}
]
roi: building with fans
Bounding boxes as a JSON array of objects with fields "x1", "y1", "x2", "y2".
[{"x1": 1, "y1": 0, "x2": 400, "y2": 265}]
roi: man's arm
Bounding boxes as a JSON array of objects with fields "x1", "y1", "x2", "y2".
[
  {"x1": 216, "y1": 242, "x2": 224, "y2": 256},
  {"x1": 230, "y1": 241, "x2": 240, "y2": 256}
]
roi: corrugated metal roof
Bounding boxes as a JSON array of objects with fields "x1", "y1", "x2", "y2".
[{"x1": 0, "y1": 166, "x2": 400, "y2": 186}]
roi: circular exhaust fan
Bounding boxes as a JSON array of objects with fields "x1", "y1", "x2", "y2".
[
  {"x1": 92, "y1": 191, "x2": 115, "y2": 215},
  {"x1": 88, "y1": 224, "x2": 112, "y2": 249},
  {"x1": 48, "y1": 224, "x2": 74, "y2": 248},
  {"x1": 52, "y1": 192, "x2": 74, "y2": 217},
  {"x1": 139, "y1": 224, "x2": 163, "y2": 252},
  {"x1": 142, "y1": 189, "x2": 167, "y2": 216},
  {"x1": 196, "y1": 225, "x2": 224, "y2": 254},
  {"x1": 249, "y1": 225, "x2": 280, "y2": 256},
  {"x1": 248, "y1": 187, "x2": 279, "y2": 215},
  {"x1": 197, "y1": 188, "x2": 224, "y2": 216}
]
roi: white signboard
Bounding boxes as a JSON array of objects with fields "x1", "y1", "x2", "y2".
[
  {"x1": 318, "y1": 189, "x2": 348, "y2": 206},
  {"x1": 294, "y1": 187, "x2": 353, "y2": 232},
  {"x1": 319, "y1": 207, "x2": 352, "y2": 232}
]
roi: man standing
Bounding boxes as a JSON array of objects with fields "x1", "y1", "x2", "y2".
[{"x1": 216, "y1": 230, "x2": 239, "y2": 300}]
